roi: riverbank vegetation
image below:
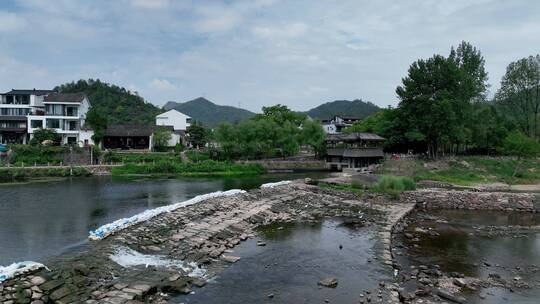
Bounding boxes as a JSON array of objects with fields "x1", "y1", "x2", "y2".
[
  {"x1": 379, "y1": 157, "x2": 540, "y2": 186},
  {"x1": 5, "y1": 145, "x2": 68, "y2": 165},
  {"x1": 103, "y1": 152, "x2": 180, "y2": 164},
  {"x1": 111, "y1": 160, "x2": 264, "y2": 177},
  {"x1": 320, "y1": 175, "x2": 416, "y2": 198},
  {"x1": 372, "y1": 175, "x2": 416, "y2": 197},
  {"x1": 0, "y1": 167, "x2": 89, "y2": 183}
]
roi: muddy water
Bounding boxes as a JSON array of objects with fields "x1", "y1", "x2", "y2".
[
  {"x1": 400, "y1": 210, "x2": 540, "y2": 304},
  {"x1": 0, "y1": 172, "x2": 330, "y2": 265},
  {"x1": 173, "y1": 219, "x2": 390, "y2": 304}
]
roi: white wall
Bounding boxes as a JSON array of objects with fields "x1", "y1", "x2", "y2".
[{"x1": 155, "y1": 109, "x2": 191, "y2": 131}]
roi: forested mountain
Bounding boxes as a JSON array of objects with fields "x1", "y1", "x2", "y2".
[
  {"x1": 305, "y1": 99, "x2": 381, "y2": 120},
  {"x1": 55, "y1": 79, "x2": 162, "y2": 125},
  {"x1": 163, "y1": 97, "x2": 255, "y2": 126}
]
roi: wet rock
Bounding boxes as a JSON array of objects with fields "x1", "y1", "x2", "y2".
[
  {"x1": 453, "y1": 278, "x2": 466, "y2": 287},
  {"x1": 256, "y1": 241, "x2": 267, "y2": 246},
  {"x1": 318, "y1": 277, "x2": 338, "y2": 288},
  {"x1": 221, "y1": 255, "x2": 241, "y2": 263},
  {"x1": 29, "y1": 276, "x2": 46, "y2": 286},
  {"x1": 436, "y1": 289, "x2": 467, "y2": 303}
]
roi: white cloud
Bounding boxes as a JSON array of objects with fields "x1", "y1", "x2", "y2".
[{"x1": 150, "y1": 78, "x2": 177, "y2": 91}]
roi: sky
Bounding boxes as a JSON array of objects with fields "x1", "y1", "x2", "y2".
[{"x1": 0, "y1": 0, "x2": 539, "y2": 112}]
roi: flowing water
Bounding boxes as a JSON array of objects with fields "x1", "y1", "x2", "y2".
[
  {"x1": 0, "y1": 172, "x2": 329, "y2": 265},
  {"x1": 173, "y1": 219, "x2": 390, "y2": 304}
]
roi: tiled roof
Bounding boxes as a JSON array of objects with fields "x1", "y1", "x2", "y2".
[
  {"x1": 325, "y1": 132, "x2": 386, "y2": 142},
  {"x1": 44, "y1": 93, "x2": 86, "y2": 103},
  {"x1": 105, "y1": 125, "x2": 155, "y2": 137},
  {"x1": 4, "y1": 89, "x2": 55, "y2": 95}
]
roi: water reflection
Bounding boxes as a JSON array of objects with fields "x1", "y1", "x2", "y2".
[{"x1": 0, "y1": 172, "x2": 329, "y2": 265}]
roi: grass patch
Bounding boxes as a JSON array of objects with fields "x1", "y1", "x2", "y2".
[
  {"x1": 319, "y1": 181, "x2": 364, "y2": 195},
  {"x1": 0, "y1": 167, "x2": 90, "y2": 183},
  {"x1": 111, "y1": 160, "x2": 264, "y2": 177},
  {"x1": 372, "y1": 175, "x2": 416, "y2": 198},
  {"x1": 104, "y1": 152, "x2": 180, "y2": 164},
  {"x1": 414, "y1": 157, "x2": 540, "y2": 185},
  {"x1": 185, "y1": 151, "x2": 211, "y2": 162}
]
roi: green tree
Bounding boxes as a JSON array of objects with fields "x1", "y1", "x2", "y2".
[
  {"x1": 496, "y1": 55, "x2": 540, "y2": 139},
  {"x1": 255, "y1": 104, "x2": 306, "y2": 126},
  {"x1": 153, "y1": 128, "x2": 172, "y2": 151},
  {"x1": 30, "y1": 129, "x2": 61, "y2": 145},
  {"x1": 396, "y1": 55, "x2": 462, "y2": 158},
  {"x1": 85, "y1": 108, "x2": 108, "y2": 145},
  {"x1": 299, "y1": 120, "x2": 326, "y2": 155},
  {"x1": 503, "y1": 130, "x2": 540, "y2": 176},
  {"x1": 186, "y1": 121, "x2": 208, "y2": 148},
  {"x1": 449, "y1": 41, "x2": 489, "y2": 102}
]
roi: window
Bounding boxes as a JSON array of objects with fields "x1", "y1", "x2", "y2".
[
  {"x1": 46, "y1": 119, "x2": 60, "y2": 129},
  {"x1": 67, "y1": 137, "x2": 77, "y2": 145},
  {"x1": 0, "y1": 108, "x2": 30, "y2": 116},
  {"x1": 66, "y1": 107, "x2": 78, "y2": 116},
  {"x1": 31, "y1": 120, "x2": 43, "y2": 129},
  {"x1": 45, "y1": 104, "x2": 63, "y2": 115},
  {"x1": 67, "y1": 120, "x2": 78, "y2": 130}
]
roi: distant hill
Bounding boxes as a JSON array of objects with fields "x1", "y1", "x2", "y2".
[
  {"x1": 55, "y1": 79, "x2": 162, "y2": 125},
  {"x1": 305, "y1": 99, "x2": 380, "y2": 120},
  {"x1": 163, "y1": 97, "x2": 255, "y2": 126}
]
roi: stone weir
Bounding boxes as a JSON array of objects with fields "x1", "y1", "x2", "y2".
[
  {"x1": 0, "y1": 181, "x2": 415, "y2": 304},
  {"x1": 401, "y1": 188, "x2": 540, "y2": 212}
]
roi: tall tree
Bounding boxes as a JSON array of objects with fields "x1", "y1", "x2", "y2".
[
  {"x1": 396, "y1": 55, "x2": 462, "y2": 158},
  {"x1": 449, "y1": 41, "x2": 489, "y2": 102},
  {"x1": 186, "y1": 121, "x2": 208, "y2": 148},
  {"x1": 496, "y1": 55, "x2": 540, "y2": 140}
]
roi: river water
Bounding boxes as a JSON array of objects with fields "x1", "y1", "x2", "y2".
[
  {"x1": 173, "y1": 219, "x2": 389, "y2": 304},
  {"x1": 0, "y1": 173, "x2": 329, "y2": 265},
  {"x1": 400, "y1": 210, "x2": 540, "y2": 304}
]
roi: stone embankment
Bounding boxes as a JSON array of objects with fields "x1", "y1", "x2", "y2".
[
  {"x1": 402, "y1": 189, "x2": 539, "y2": 212},
  {"x1": 0, "y1": 181, "x2": 414, "y2": 304}
]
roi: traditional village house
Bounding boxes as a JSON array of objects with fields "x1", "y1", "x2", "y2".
[{"x1": 325, "y1": 132, "x2": 385, "y2": 170}]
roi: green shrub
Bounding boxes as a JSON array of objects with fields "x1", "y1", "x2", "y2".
[
  {"x1": 0, "y1": 167, "x2": 89, "y2": 182},
  {"x1": 373, "y1": 175, "x2": 416, "y2": 197},
  {"x1": 186, "y1": 151, "x2": 211, "y2": 162},
  {"x1": 111, "y1": 160, "x2": 264, "y2": 177},
  {"x1": 10, "y1": 145, "x2": 67, "y2": 165}
]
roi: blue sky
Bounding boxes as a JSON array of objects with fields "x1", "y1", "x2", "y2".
[{"x1": 0, "y1": 0, "x2": 539, "y2": 112}]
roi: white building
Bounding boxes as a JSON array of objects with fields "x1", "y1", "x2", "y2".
[
  {"x1": 321, "y1": 116, "x2": 360, "y2": 134},
  {"x1": 155, "y1": 109, "x2": 191, "y2": 146},
  {"x1": 0, "y1": 89, "x2": 54, "y2": 144},
  {"x1": 27, "y1": 93, "x2": 94, "y2": 146}
]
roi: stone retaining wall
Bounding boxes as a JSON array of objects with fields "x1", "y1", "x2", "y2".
[{"x1": 402, "y1": 189, "x2": 540, "y2": 212}]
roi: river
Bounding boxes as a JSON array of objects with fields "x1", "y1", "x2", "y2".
[{"x1": 0, "y1": 172, "x2": 329, "y2": 265}]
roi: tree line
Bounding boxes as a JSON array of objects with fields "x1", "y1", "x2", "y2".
[
  {"x1": 181, "y1": 105, "x2": 326, "y2": 160},
  {"x1": 347, "y1": 41, "x2": 540, "y2": 159}
]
